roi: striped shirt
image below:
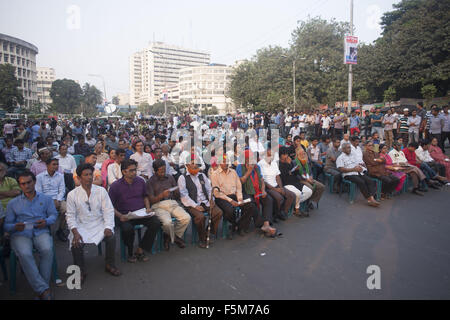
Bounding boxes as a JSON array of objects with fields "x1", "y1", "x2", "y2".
[{"x1": 398, "y1": 116, "x2": 409, "y2": 133}]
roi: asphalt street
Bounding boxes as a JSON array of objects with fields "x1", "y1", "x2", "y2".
[{"x1": 1, "y1": 184, "x2": 450, "y2": 300}]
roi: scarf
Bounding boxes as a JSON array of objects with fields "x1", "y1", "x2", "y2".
[{"x1": 295, "y1": 157, "x2": 311, "y2": 178}]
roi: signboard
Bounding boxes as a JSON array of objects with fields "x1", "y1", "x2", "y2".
[{"x1": 344, "y1": 35, "x2": 358, "y2": 65}]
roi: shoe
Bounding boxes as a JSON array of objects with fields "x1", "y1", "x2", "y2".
[
  {"x1": 163, "y1": 233, "x2": 170, "y2": 251},
  {"x1": 412, "y1": 188, "x2": 424, "y2": 196},
  {"x1": 278, "y1": 211, "x2": 288, "y2": 221},
  {"x1": 174, "y1": 236, "x2": 186, "y2": 248},
  {"x1": 198, "y1": 241, "x2": 207, "y2": 249},
  {"x1": 429, "y1": 183, "x2": 440, "y2": 190},
  {"x1": 56, "y1": 229, "x2": 68, "y2": 242},
  {"x1": 418, "y1": 187, "x2": 428, "y2": 192}
]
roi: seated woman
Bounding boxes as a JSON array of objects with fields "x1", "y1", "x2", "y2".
[
  {"x1": 429, "y1": 137, "x2": 450, "y2": 181},
  {"x1": 294, "y1": 146, "x2": 325, "y2": 209},
  {"x1": 378, "y1": 144, "x2": 406, "y2": 193}
]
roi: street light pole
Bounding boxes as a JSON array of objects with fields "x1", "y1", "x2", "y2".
[
  {"x1": 348, "y1": 0, "x2": 354, "y2": 114},
  {"x1": 293, "y1": 60, "x2": 296, "y2": 112}
]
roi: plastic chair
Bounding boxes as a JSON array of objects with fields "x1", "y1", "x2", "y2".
[
  {"x1": 9, "y1": 243, "x2": 60, "y2": 295},
  {"x1": 368, "y1": 177, "x2": 382, "y2": 201},
  {"x1": 0, "y1": 243, "x2": 7, "y2": 281},
  {"x1": 340, "y1": 179, "x2": 356, "y2": 204},
  {"x1": 324, "y1": 172, "x2": 334, "y2": 193},
  {"x1": 119, "y1": 224, "x2": 150, "y2": 262},
  {"x1": 72, "y1": 155, "x2": 85, "y2": 167},
  {"x1": 222, "y1": 208, "x2": 240, "y2": 239}
]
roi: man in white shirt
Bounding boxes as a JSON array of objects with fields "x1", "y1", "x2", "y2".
[
  {"x1": 107, "y1": 148, "x2": 126, "y2": 188},
  {"x1": 416, "y1": 140, "x2": 447, "y2": 178},
  {"x1": 350, "y1": 136, "x2": 364, "y2": 166},
  {"x1": 388, "y1": 142, "x2": 426, "y2": 195},
  {"x1": 66, "y1": 163, "x2": 121, "y2": 280},
  {"x1": 130, "y1": 140, "x2": 153, "y2": 179},
  {"x1": 56, "y1": 144, "x2": 77, "y2": 174},
  {"x1": 336, "y1": 143, "x2": 380, "y2": 207},
  {"x1": 321, "y1": 112, "x2": 332, "y2": 136},
  {"x1": 289, "y1": 123, "x2": 301, "y2": 138},
  {"x1": 298, "y1": 112, "x2": 306, "y2": 133},
  {"x1": 178, "y1": 160, "x2": 223, "y2": 248},
  {"x1": 258, "y1": 149, "x2": 295, "y2": 221}
]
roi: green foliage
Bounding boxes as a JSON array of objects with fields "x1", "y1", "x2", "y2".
[
  {"x1": 81, "y1": 83, "x2": 103, "y2": 116},
  {"x1": 421, "y1": 84, "x2": 437, "y2": 106},
  {"x1": 355, "y1": 0, "x2": 450, "y2": 101},
  {"x1": 384, "y1": 86, "x2": 397, "y2": 103},
  {"x1": 112, "y1": 96, "x2": 120, "y2": 105},
  {"x1": 49, "y1": 79, "x2": 83, "y2": 114},
  {"x1": 0, "y1": 64, "x2": 24, "y2": 112},
  {"x1": 356, "y1": 89, "x2": 370, "y2": 105}
]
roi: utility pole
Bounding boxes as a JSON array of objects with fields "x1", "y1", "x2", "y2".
[
  {"x1": 293, "y1": 60, "x2": 296, "y2": 112},
  {"x1": 348, "y1": 0, "x2": 354, "y2": 114}
]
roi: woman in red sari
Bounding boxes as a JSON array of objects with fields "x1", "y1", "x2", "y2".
[
  {"x1": 429, "y1": 137, "x2": 450, "y2": 180},
  {"x1": 379, "y1": 144, "x2": 406, "y2": 192}
]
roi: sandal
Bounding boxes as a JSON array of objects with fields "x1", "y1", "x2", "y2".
[
  {"x1": 105, "y1": 264, "x2": 122, "y2": 277},
  {"x1": 136, "y1": 252, "x2": 149, "y2": 262},
  {"x1": 39, "y1": 289, "x2": 53, "y2": 300}
]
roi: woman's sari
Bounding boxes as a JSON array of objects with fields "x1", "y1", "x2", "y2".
[{"x1": 380, "y1": 153, "x2": 406, "y2": 192}]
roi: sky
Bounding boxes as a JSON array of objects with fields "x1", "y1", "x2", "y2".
[{"x1": 0, "y1": 0, "x2": 398, "y2": 100}]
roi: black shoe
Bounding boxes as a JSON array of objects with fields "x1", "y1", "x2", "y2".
[
  {"x1": 278, "y1": 211, "x2": 288, "y2": 221},
  {"x1": 412, "y1": 188, "x2": 424, "y2": 196},
  {"x1": 56, "y1": 229, "x2": 68, "y2": 242}
]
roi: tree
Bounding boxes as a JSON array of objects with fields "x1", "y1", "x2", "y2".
[
  {"x1": 384, "y1": 86, "x2": 397, "y2": 106},
  {"x1": 355, "y1": 0, "x2": 450, "y2": 100},
  {"x1": 112, "y1": 96, "x2": 120, "y2": 105},
  {"x1": 0, "y1": 64, "x2": 24, "y2": 112},
  {"x1": 81, "y1": 83, "x2": 103, "y2": 116},
  {"x1": 49, "y1": 79, "x2": 83, "y2": 114},
  {"x1": 421, "y1": 84, "x2": 437, "y2": 107},
  {"x1": 356, "y1": 89, "x2": 370, "y2": 105},
  {"x1": 138, "y1": 102, "x2": 150, "y2": 114}
]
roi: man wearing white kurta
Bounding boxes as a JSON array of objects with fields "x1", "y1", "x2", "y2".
[{"x1": 66, "y1": 163, "x2": 121, "y2": 279}]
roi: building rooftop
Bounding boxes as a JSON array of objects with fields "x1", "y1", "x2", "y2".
[{"x1": 0, "y1": 33, "x2": 39, "y2": 53}]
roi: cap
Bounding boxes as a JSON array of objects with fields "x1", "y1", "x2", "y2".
[{"x1": 403, "y1": 108, "x2": 409, "y2": 112}]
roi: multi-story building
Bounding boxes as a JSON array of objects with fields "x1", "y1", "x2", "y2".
[
  {"x1": 37, "y1": 67, "x2": 55, "y2": 107},
  {"x1": 179, "y1": 64, "x2": 234, "y2": 115},
  {"x1": 116, "y1": 93, "x2": 130, "y2": 105},
  {"x1": 0, "y1": 33, "x2": 38, "y2": 109},
  {"x1": 129, "y1": 42, "x2": 210, "y2": 106}
]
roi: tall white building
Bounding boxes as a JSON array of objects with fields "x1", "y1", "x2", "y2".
[
  {"x1": 0, "y1": 33, "x2": 38, "y2": 109},
  {"x1": 129, "y1": 42, "x2": 210, "y2": 106},
  {"x1": 179, "y1": 64, "x2": 234, "y2": 115},
  {"x1": 37, "y1": 67, "x2": 55, "y2": 107}
]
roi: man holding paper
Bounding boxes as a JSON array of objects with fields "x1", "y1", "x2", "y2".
[
  {"x1": 66, "y1": 163, "x2": 121, "y2": 279},
  {"x1": 147, "y1": 159, "x2": 191, "y2": 251},
  {"x1": 109, "y1": 159, "x2": 160, "y2": 263}
]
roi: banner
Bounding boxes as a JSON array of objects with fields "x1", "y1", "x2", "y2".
[{"x1": 344, "y1": 35, "x2": 358, "y2": 65}]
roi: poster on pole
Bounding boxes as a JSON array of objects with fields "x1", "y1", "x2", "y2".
[{"x1": 344, "y1": 35, "x2": 358, "y2": 65}]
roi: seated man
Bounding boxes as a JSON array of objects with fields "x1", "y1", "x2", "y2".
[
  {"x1": 403, "y1": 142, "x2": 445, "y2": 189},
  {"x1": 35, "y1": 158, "x2": 67, "y2": 242},
  {"x1": 130, "y1": 140, "x2": 153, "y2": 180},
  {"x1": 178, "y1": 157, "x2": 223, "y2": 248},
  {"x1": 236, "y1": 150, "x2": 277, "y2": 237},
  {"x1": 146, "y1": 159, "x2": 191, "y2": 251},
  {"x1": 258, "y1": 148, "x2": 295, "y2": 222},
  {"x1": 7, "y1": 139, "x2": 33, "y2": 179},
  {"x1": 4, "y1": 171, "x2": 58, "y2": 300},
  {"x1": 389, "y1": 141, "x2": 427, "y2": 195},
  {"x1": 324, "y1": 138, "x2": 342, "y2": 193},
  {"x1": 294, "y1": 146, "x2": 325, "y2": 209},
  {"x1": 73, "y1": 153, "x2": 102, "y2": 187},
  {"x1": 279, "y1": 147, "x2": 313, "y2": 216},
  {"x1": 416, "y1": 140, "x2": 448, "y2": 185},
  {"x1": 363, "y1": 141, "x2": 400, "y2": 198},
  {"x1": 30, "y1": 147, "x2": 55, "y2": 177},
  {"x1": 307, "y1": 136, "x2": 324, "y2": 181},
  {"x1": 107, "y1": 148, "x2": 126, "y2": 188},
  {"x1": 74, "y1": 135, "x2": 91, "y2": 157},
  {"x1": 210, "y1": 155, "x2": 254, "y2": 239},
  {"x1": 67, "y1": 164, "x2": 121, "y2": 280},
  {"x1": 109, "y1": 159, "x2": 160, "y2": 262},
  {"x1": 337, "y1": 143, "x2": 380, "y2": 207}
]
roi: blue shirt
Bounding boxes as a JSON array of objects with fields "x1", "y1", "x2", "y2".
[
  {"x1": 350, "y1": 116, "x2": 360, "y2": 129},
  {"x1": 4, "y1": 192, "x2": 58, "y2": 239},
  {"x1": 31, "y1": 125, "x2": 40, "y2": 141},
  {"x1": 35, "y1": 170, "x2": 66, "y2": 201}
]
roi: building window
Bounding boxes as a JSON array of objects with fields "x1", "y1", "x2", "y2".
[
  {"x1": 3, "y1": 43, "x2": 7, "y2": 51},
  {"x1": 4, "y1": 54, "x2": 8, "y2": 63}
]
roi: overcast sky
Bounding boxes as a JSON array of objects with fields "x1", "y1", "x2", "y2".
[{"x1": 0, "y1": 0, "x2": 398, "y2": 100}]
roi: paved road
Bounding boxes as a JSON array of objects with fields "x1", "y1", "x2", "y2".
[{"x1": 1, "y1": 186, "x2": 450, "y2": 300}]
